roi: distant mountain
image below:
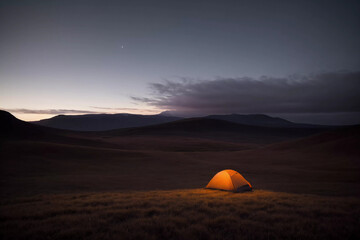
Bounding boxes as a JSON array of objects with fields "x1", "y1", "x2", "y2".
[
  {"x1": 205, "y1": 114, "x2": 329, "y2": 128},
  {"x1": 0, "y1": 110, "x2": 337, "y2": 145},
  {"x1": 158, "y1": 111, "x2": 178, "y2": 117},
  {"x1": 32, "y1": 112, "x2": 329, "y2": 131},
  {"x1": 110, "y1": 118, "x2": 330, "y2": 144},
  {"x1": 32, "y1": 113, "x2": 181, "y2": 131}
]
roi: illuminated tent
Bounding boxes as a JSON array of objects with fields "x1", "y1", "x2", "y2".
[{"x1": 206, "y1": 169, "x2": 252, "y2": 192}]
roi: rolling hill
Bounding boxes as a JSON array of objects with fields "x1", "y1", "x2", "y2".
[
  {"x1": 206, "y1": 113, "x2": 328, "y2": 128},
  {"x1": 0, "y1": 110, "x2": 58, "y2": 140},
  {"x1": 1, "y1": 110, "x2": 359, "y2": 198},
  {"x1": 0, "y1": 110, "x2": 119, "y2": 148},
  {"x1": 268, "y1": 124, "x2": 360, "y2": 155},
  {"x1": 31, "y1": 112, "x2": 330, "y2": 131},
  {"x1": 109, "y1": 118, "x2": 330, "y2": 143},
  {"x1": 1, "y1": 110, "x2": 331, "y2": 145},
  {"x1": 32, "y1": 112, "x2": 181, "y2": 131}
]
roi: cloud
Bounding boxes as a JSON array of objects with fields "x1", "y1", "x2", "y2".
[
  {"x1": 3, "y1": 107, "x2": 161, "y2": 116},
  {"x1": 89, "y1": 106, "x2": 160, "y2": 114},
  {"x1": 3, "y1": 108, "x2": 103, "y2": 115},
  {"x1": 132, "y1": 71, "x2": 360, "y2": 116}
]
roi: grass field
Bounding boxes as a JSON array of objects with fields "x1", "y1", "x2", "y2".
[
  {"x1": 1, "y1": 116, "x2": 359, "y2": 240},
  {"x1": 1, "y1": 189, "x2": 359, "y2": 240},
  {"x1": 1, "y1": 138, "x2": 359, "y2": 198}
]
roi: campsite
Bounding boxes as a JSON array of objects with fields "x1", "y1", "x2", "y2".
[{"x1": 1, "y1": 1, "x2": 360, "y2": 239}]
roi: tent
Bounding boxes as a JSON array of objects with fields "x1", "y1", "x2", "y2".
[{"x1": 206, "y1": 169, "x2": 252, "y2": 192}]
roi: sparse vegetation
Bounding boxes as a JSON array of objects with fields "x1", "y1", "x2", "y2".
[
  {"x1": 1, "y1": 112, "x2": 360, "y2": 239},
  {"x1": 1, "y1": 189, "x2": 359, "y2": 240}
]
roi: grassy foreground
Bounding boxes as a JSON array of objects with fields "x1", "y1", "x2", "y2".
[{"x1": 1, "y1": 189, "x2": 359, "y2": 240}]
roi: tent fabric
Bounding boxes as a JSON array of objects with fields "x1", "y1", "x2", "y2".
[{"x1": 206, "y1": 169, "x2": 252, "y2": 192}]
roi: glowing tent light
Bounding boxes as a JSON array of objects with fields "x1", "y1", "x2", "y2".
[{"x1": 206, "y1": 169, "x2": 252, "y2": 192}]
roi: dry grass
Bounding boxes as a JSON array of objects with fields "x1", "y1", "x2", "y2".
[
  {"x1": 2, "y1": 140, "x2": 360, "y2": 198},
  {"x1": 1, "y1": 189, "x2": 359, "y2": 240}
]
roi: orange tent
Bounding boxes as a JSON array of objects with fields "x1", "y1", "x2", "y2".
[{"x1": 206, "y1": 169, "x2": 252, "y2": 192}]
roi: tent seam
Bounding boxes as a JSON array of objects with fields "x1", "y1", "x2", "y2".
[{"x1": 228, "y1": 172, "x2": 236, "y2": 190}]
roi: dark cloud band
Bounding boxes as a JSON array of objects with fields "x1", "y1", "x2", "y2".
[
  {"x1": 132, "y1": 71, "x2": 360, "y2": 115},
  {"x1": 3, "y1": 109, "x2": 103, "y2": 115}
]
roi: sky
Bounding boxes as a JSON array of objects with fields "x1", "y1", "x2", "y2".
[{"x1": 0, "y1": 0, "x2": 359, "y2": 124}]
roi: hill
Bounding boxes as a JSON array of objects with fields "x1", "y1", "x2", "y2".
[
  {"x1": 31, "y1": 112, "x2": 330, "y2": 131},
  {"x1": 32, "y1": 113, "x2": 181, "y2": 131},
  {"x1": 206, "y1": 113, "x2": 329, "y2": 128},
  {"x1": 267, "y1": 124, "x2": 360, "y2": 155},
  {"x1": 0, "y1": 110, "x2": 339, "y2": 147},
  {"x1": 110, "y1": 118, "x2": 329, "y2": 143},
  {"x1": 0, "y1": 111, "x2": 256, "y2": 151},
  {"x1": 1, "y1": 110, "x2": 359, "y2": 198},
  {"x1": 0, "y1": 110, "x2": 121, "y2": 148},
  {"x1": 0, "y1": 110, "x2": 58, "y2": 140}
]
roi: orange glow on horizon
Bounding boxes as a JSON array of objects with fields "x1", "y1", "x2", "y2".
[{"x1": 9, "y1": 109, "x2": 163, "y2": 122}]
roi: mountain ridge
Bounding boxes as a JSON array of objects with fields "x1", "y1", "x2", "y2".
[
  {"x1": 32, "y1": 112, "x2": 181, "y2": 131},
  {"x1": 31, "y1": 112, "x2": 331, "y2": 131},
  {"x1": 206, "y1": 113, "x2": 329, "y2": 128},
  {"x1": 107, "y1": 117, "x2": 331, "y2": 143},
  {"x1": 1, "y1": 110, "x2": 331, "y2": 144}
]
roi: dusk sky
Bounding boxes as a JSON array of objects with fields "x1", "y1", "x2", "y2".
[{"x1": 1, "y1": 0, "x2": 359, "y2": 124}]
